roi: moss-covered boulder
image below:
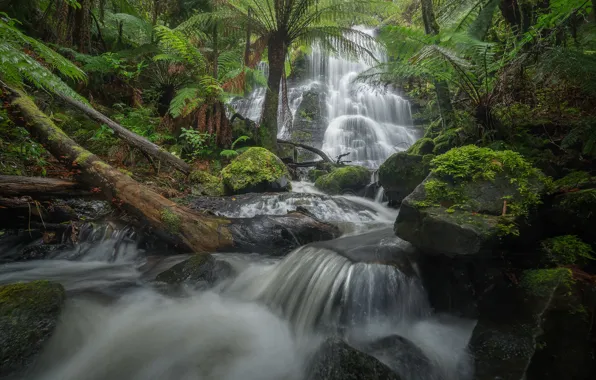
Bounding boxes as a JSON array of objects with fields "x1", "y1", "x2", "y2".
[
  {"x1": 395, "y1": 145, "x2": 548, "y2": 255},
  {"x1": 378, "y1": 152, "x2": 432, "y2": 205},
  {"x1": 307, "y1": 169, "x2": 329, "y2": 182},
  {"x1": 155, "y1": 254, "x2": 233, "y2": 286},
  {"x1": 0, "y1": 281, "x2": 65, "y2": 377},
  {"x1": 221, "y1": 147, "x2": 291, "y2": 195},
  {"x1": 314, "y1": 165, "x2": 370, "y2": 195},
  {"x1": 189, "y1": 170, "x2": 224, "y2": 197},
  {"x1": 407, "y1": 138, "x2": 435, "y2": 155}
]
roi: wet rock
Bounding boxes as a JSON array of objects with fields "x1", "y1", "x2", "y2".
[
  {"x1": 54, "y1": 199, "x2": 112, "y2": 220},
  {"x1": 0, "y1": 280, "x2": 65, "y2": 377},
  {"x1": 290, "y1": 87, "x2": 327, "y2": 161},
  {"x1": 226, "y1": 210, "x2": 340, "y2": 256},
  {"x1": 395, "y1": 146, "x2": 547, "y2": 256},
  {"x1": 221, "y1": 147, "x2": 291, "y2": 195},
  {"x1": 315, "y1": 166, "x2": 370, "y2": 195},
  {"x1": 307, "y1": 338, "x2": 400, "y2": 380},
  {"x1": 378, "y1": 152, "x2": 431, "y2": 206},
  {"x1": 188, "y1": 170, "x2": 224, "y2": 197},
  {"x1": 155, "y1": 254, "x2": 233, "y2": 287}
]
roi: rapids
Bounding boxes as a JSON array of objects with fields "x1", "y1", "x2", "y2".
[{"x1": 0, "y1": 182, "x2": 475, "y2": 380}]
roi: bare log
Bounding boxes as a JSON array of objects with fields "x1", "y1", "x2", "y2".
[
  {"x1": 55, "y1": 93, "x2": 191, "y2": 175},
  {"x1": 5, "y1": 88, "x2": 338, "y2": 253},
  {"x1": 0, "y1": 175, "x2": 91, "y2": 198},
  {"x1": 277, "y1": 139, "x2": 333, "y2": 163}
]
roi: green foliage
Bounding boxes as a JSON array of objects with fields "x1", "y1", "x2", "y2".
[
  {"x1": 542, "y1": 235, "x2": 595, "y2": 266},
  {"x1": 112, "y1": 104, "x2": 171, "y2": 144},
  {"x1": 179, "y1": 128, "x2": 216, "y2": 160},
  {"x1": 0, "y1": 14, "x2": 86, "y2": 101},
  {"x1": 521, "y1": 268, "x2": 574, "y2": 297},
  {"x1": 219, "y1": 135, "x2": 251, "y2": 159},
  {"x1": 553, "y1": 171, "x2": 595, "y2": 192}
]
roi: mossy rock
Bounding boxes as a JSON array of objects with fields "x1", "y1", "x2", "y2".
[
  {"x1": 378, "y1": 152, "x2": 431, "y2": 205},
  {"x1": 545, "y1": 188, "x2": 596, "y2": 245},
  {"x1": 307, "y1": 169, "x2": 329, "y2": 182},
  {"x1": 395, "y1": 145, "x2": 548, "y2": 255},
  {"x1": 221, "y1": 147, "x2": 291, "y2": 195},
  {"x1": 407, "y1": 138, "x2": 435, "y2": 155},
  {"x1": 0, "y1": 281, "x2": 65, "y2": 377},
  {"x1": 314, "y1": 165, "x2": 370, "y2": 195},
  {"x1": 189, "y1": 170, "x2": 224, "y2": 197},
  {"x1": 155, "y1": 254, "x2": 233, "y2": 286}
]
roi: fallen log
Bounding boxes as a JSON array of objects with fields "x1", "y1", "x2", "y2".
[
  {"x1": 55, "y1": 93, "x2": 191, "y2": 175},
  {"x1": 0, "y1": 175, "x2": 91, "y2": 198},
  {"x1": 277, "y1": 139, "x2": 333, "y2": 163},
  {"x1": 5, "y1": 88, "x2": 337, "y2": 253}
]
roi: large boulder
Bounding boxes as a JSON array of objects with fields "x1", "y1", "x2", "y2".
[
  {"x1": 315, "y1": 166, "x2": 370, "y2": 195},
  {"x1": 221, "y1": 147, "x2": 291, "y2": 195},
  {"x1": 0, "y1": 281, "x2": 65, "y2": 377},
  {"x1": 307, "y1": 338, "x2": 400, "y2": 380},
  {"x1": 395, "y1": 145, "x2": 548, "y2": 256},
  {"x1": 289, "y1": 85, "x2": 327, "y2": 161},
  {"x1": 378, "y1": 152, "x2": 431, "y2": 205}
]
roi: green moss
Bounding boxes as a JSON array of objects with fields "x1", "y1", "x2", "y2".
[
  {"x1": 189, "y1": 170, "x2": 224, "y2": 196},
  {"x1": 553, "y1": 171, "x2": 595, "y2": 192},
  {"x1": 424, "y1": 145, "x2": 547, "y2": 218},
  {"x1": 521, "y1": 268, "x2": 574, "y2": 297},
  {"x1": 541, "y1": 235, "x2": 594, "y2": 266},
  {"x1": 308, "y1": 169, "x2": 328, "y2": 182},
  {"x1": 315, "y1": 165, "x2": 370, "y2": 195},
  {"x1": 160, "y1": 208, "x2": 181, "y2": 234},
  {"x1": 221, "y1": 147, "x2": 290, "y2": 194},
  {"x1": 0, "y1": 281, "x2": 65, "y2": 376},
  {"x1": 408, "y1": 138, "x2": 435, "y2": 155}
]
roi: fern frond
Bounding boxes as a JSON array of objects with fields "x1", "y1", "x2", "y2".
[{"x1": 169, "y1": 86, "x2": 205, "y2": 118}]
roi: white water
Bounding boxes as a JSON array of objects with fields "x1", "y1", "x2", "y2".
[{"x1": 232, "y1": 27, "x2": 420, "y2": 169}]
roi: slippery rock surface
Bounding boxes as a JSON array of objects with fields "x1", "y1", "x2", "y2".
[
  {"x1": 221, "y1": 147, "x2": 291, "y2": 195},
  {"x1": 0, "y1": 280, "x2": 65, "y2": 377},
  {"x1": 378, "y1": 152, "x2": 431, "y2": 205}
]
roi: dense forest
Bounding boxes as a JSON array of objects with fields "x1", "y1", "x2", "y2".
[{"x1": 1, "y1": 0, "x2": 596, "y2": 379}]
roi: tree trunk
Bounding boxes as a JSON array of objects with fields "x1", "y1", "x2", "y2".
[
  {"x1": 420, "y1": 0, "x2": 454, "y2": 129},
  {"x1": 56, "y1": 93, "x2": 191, "y2": 174},
  {"x1": 74, "y1": 0, "x2": 91, "y2": 52},
  {"x1": 0, "y1": 176, "x2": 90, "y2": 198},
  {"x1": 277, "y1": 139, "x2": 333, "y2": 163},
  {"x1": 4, "y1": 88, "x2": 338, "y2": 253},
  {"x1": 260, "y1": 34, "x2": 286, "y2": 152}
]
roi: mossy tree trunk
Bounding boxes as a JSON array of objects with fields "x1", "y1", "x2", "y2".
[
  {"x1": 3, "y1": 88, "x2": 338, "y2": 253},
  {"x1": 6, "y1": 88, "x2": 232, "y2": 253},
  {"x1": 260, "y1": 33, "x2": 286, "y2": 152}
]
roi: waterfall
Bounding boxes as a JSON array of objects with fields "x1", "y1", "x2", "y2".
[{"x1": 231, "y1": 27, "x2": 421, "y2": 168}]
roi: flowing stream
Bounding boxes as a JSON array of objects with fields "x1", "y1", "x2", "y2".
[{"x1": 0, "y1": 184, "x2": 474, "y2": 380}]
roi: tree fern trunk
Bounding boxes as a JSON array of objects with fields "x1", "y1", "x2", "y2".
[
  {"x1": 260, "y1": 34, "x2": 286, "y2": 152},
  {"x1": 420, "y1": 0, "x2": 454, "y2": 130},
  {"x1": 74, "y1": 0, "x2": 91, "y2": 52}
]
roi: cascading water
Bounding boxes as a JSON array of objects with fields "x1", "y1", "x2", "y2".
[{"x1": 232, "y1": 27, "x2": 421, "y2": 168}]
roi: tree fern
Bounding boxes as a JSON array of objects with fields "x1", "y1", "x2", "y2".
[{"x1": 0, "y1": 14, "x2": 86, "y2": 101}]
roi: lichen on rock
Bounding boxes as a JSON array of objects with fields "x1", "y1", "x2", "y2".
[
  {"x1": 314, "y1": 165, "x2": 370, "y2": 195},
  {"x1": 221, "y1": 147, "x2": 291, "y2": 195}
]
